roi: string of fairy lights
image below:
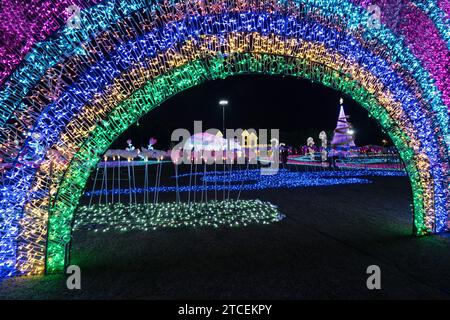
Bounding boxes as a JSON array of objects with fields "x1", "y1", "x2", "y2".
[
  {"x1": 85, "y1": 169, "x2": 406, "y2": 197},
  {"x1": 0, "y1": 0, "x2": 448, "y2": 279},
  {"x1": 73, "y1": 200, "x2": 285, "y2": 233}
]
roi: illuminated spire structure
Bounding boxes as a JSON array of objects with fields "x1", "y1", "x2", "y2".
[{"x1": 331, "y1": 98, "x2": 356, "y2": 148}]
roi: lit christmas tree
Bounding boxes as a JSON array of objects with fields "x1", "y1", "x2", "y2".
[{"x1": 331, "y1": 98, "x2": 356, "y2": 148}]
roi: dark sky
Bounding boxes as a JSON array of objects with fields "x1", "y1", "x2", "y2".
[{"x1": 111, "y1": 75, "x2": 390, "y2": 150}]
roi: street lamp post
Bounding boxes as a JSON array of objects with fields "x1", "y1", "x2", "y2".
[
  {"x1": 218, "y1": 99, "x2": 229, "y2": 201},
  {"x1": 219, "y1": 99, "x2": 229, "y2": 135}
]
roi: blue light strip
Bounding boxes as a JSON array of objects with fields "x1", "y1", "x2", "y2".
[{"x1": 85, "y1": 169, "x2": 407, "y2": 197}]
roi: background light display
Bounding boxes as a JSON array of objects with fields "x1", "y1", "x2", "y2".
[{"x1": 0, "y1": 0, "x2": 448, "y2": 278}]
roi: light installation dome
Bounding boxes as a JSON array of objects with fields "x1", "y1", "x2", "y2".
[
  {"x1": 184, "y1": 132, "x2": 242, "y2": 152},
  {"x1": 0, "y1": 0, "x2": 448, "y2": 279}
]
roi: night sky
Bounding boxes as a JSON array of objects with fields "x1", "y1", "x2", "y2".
[{"x1": 111, "y1": 75, "x2": 390, "y2": 150}]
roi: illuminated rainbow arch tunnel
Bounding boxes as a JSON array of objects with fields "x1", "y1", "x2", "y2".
[{"x1": 0, "y1": 0, "x2": 449, "y2": 278}]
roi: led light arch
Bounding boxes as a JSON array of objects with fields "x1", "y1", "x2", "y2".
[
  {"x1": 0, "y1": 0, "x2": 448, "y2": 278},
  {"x1": 41, "y1": 53, "x2": 420, "y2": 272}
]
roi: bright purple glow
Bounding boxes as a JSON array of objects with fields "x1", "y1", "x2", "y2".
[
  {"x1": 0, "y1": 0, "x2": 101, "y2": 86},
  {"x1": 331, "y1": 105, "x2": 356, "y2": 148},
  {"x1": 439, "y1": 0, "x2": 450, "y2": 17},
  {"x1": 354, "y1": 0, "x2": 450, "y2": 108}
]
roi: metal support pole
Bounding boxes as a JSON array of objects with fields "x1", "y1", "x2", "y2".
[
  {"x1": 89, "y1": 167, "x2": 99, "y2": 208},
  {"x1": 99, "y1": 163, "x2": 105, "y2": 205},
  {"x1": 104, "y1": 160, "x2": 108, "y2": 205},
  {"x1": 118, "y1": 158, "x2": 121, "y2": 204},
  {"x1": 127, "y1": 161, "x2": 132, "y2": 205},
  {"x1": 111, "y1": 158, "x2": 115, "y2": 204},
  {"x1": 188, "y1": 159, "x2": 193, "y2": 206},
  {"x1": 175, "y1": 163, "x2": 180, "y2": 204}
]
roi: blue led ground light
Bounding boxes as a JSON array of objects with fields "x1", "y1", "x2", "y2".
[{"x1": 85, "y1": 169, "x2": 407, "y2": 197}]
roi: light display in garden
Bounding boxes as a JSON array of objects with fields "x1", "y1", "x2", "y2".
[
  {"x1": 85, "y1": 169, "x2": 407, "y2": 197},
  {"x1": 74, "y1": 200, "x2": 285, "y2": 233},
  {"x1": 0, "y1": 0, "x2": 448, "y2": 279}
]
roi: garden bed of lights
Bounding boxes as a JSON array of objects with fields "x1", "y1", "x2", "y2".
[
  {"x1": 85, "y1": 168, "x2": 407, "y2": 197},
  {"x1": 74, "y1": 200, "x2": 285, "y2": 233}
]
